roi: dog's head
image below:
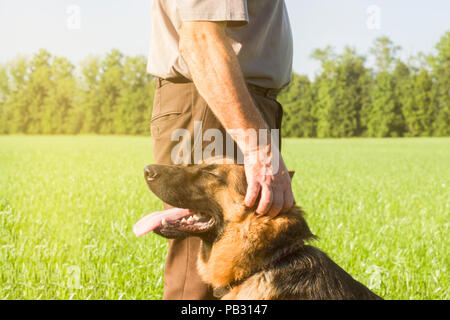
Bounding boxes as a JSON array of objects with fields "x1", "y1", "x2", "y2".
[
  {"x1": 140, "y1": 159, "x2": 249, "y2": 242},
  {"x1": 136, "y1": 157, "x2": 304, "y2": 243}
]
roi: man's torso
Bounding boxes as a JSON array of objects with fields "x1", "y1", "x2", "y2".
[{"x1": 147, "y1": 0, "x2": 293, "y2": 89}]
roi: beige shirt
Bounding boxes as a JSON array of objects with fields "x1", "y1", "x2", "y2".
[{"x1": 147, "y1": 0, "x2": 293, "y2": 89}]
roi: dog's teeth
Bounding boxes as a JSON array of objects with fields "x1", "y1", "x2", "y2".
[
  {"x1": 193, "y1": 215, "x2": 200, "y2": 221},
  {"x1": 187, "y1": 216, "x2": 194, "y2": 223},
  {"x1": 161, "y1": 218, "x2": 167, "y2": 226},
  {"x1": 181, "y1": 218, "x2": 187, "y2": 223}
]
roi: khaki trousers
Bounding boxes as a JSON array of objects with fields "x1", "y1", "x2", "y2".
[{"x1": 151, "y1": 78, "x2": 283, "y2": 300}]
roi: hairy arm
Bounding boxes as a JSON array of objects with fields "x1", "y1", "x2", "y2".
[{"x1": 179, "y1": 21, "x2": 294, "y2": 216}]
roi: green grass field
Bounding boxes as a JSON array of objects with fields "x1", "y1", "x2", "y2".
[{"x1": 0, "y1": 136, "x2": 449, "y2": 300}]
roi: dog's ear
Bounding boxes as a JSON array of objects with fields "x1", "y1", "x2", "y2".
[
  {"x1": 288, "y1": 170, "x2": 295, "y2": 179},
  {"x1": 234, "y1": 166, "x2": 248, "y2": 196}
]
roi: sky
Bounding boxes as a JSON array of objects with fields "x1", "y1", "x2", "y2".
[{"x1": 0, "y1": 0, "x2": 449, "y2": 78}]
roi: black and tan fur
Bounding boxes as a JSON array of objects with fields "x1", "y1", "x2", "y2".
[{"x1": 144, "y1": 160, "x2": 382, "y2": 300}]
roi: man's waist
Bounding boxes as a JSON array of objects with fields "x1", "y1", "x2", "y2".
[{"x1": 155, "y1": 77, "x2": 281, "y2": 99}]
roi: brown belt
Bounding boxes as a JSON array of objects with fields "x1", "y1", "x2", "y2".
[
  {"x1": 155, "y1": 77, "x2": 281, "y2": 99},
  {"x1": 246, "y1": 83, "x2": 281, "y2": 99},
  {"x1": 155, "y1": 77, "x2": 190, "y2": 88}
]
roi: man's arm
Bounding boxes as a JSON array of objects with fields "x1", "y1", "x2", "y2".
[{"x1": 179, "y1": 21, "x2": 294, "y2": 217}]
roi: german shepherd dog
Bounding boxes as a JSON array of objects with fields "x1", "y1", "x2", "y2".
[{"x1": 134, "y1": 160, "x2": 382, "y2": 300}]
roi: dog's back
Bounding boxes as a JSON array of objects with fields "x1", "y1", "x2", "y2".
[{"x1": 222, "y1": 245, "x2": 381, "y2": 300}]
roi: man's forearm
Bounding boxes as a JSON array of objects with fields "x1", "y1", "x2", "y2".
[
  {"x1": 179, "y1": 21, "x2": 271, "y2": 155},
  {"x1": 179, "y1": 21, "x2": 294, "y2": 216}
]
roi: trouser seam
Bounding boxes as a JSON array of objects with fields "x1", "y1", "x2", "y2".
[{"x1": 180, "y1": 237, "x2": 189, "y2": 299}]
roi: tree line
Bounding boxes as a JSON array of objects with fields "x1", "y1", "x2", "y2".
[
  {"x1": 0, "y1": 50, "x2": 154, "y2": 135},
  {"x1": 279, "y1": 32, "x2": 449, "y2": 137},
  {"x1": 0, "y1": 32, "x2": 448, "y2": 137}
]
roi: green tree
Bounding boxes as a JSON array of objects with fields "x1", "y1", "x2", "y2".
[
  {"x1": 310, "y1": 47, "x2": 336, "y2": 137},
  {"x1": 115, "y1": 56, "x2": 155, "y2": 135},
  {"x1": 312, "y1": 47, "x2": 370, "y2": 137},
  {"x1": 0, "y1": 65, "x2": 10, "y2": 133},
  {"x1": 367, "y1": 72, "x2": 404, "y2": 137},
  {"x1": 79, "y1": 56, "x2": 102, "y2": 133},
  {"x1": 366, "y1": 37, "x2": 405, "y2": 137},
  {"x1": 26, "y1": 49, "x2": 53, "y2": 134},
  {"x1": 429, "y1": 31, "x2": 450, "y2": 136},
  {"x1": 402, "y1": 68, "x2": 434, "y2": 136},
  {"x1": 42, "y1": 57, "x2": 77, "y2": 134},
  {"x1": 279, "y1": 73, "x2": 316, "y2": 137},
  {"x1": 370, "y1": 37, "x2": 401, "y2": 73},
  {"x1": 98, "y1": 49, "x2": 124, "y2": 134},
  {"x1": 2, "y1": 57, "x2": 30, "y2": 133},
  {"x1": 391, "y1": 60, "x2": 411, "y2": 135}
]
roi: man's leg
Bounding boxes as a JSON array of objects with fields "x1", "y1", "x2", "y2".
[
  {"x1": 151, "y1": 79, "x2": 283, "y2": 300},
  {"x1": 151, "y1": 79, "x2": 216, "y2": 300}
]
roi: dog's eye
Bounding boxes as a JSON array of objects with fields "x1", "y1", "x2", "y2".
[{"x1": 203, "y1": 171, "x2": 225, "y2": 183}]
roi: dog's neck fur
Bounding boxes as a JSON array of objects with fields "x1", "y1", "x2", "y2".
[{"x1": 197, "y1": 205, "x2": 315, "y2": 289}]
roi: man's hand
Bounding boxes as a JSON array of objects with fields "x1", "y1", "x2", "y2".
[{"x1": 243, "y1": 145, "x2": 295, "y2": 217}]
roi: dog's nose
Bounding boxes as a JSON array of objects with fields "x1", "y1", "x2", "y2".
[{"x1": 144, "y1": 165, "x2": 158, "y2": 182}]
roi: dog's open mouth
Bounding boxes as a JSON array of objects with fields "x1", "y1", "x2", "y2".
[{"x1": 133, "y1": 208, "x2": 215, "y2": 237}]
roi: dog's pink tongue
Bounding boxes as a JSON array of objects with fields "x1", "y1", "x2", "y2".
[{"x1": 133, "y1": 208, "x2": 192, "y2": 237}]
